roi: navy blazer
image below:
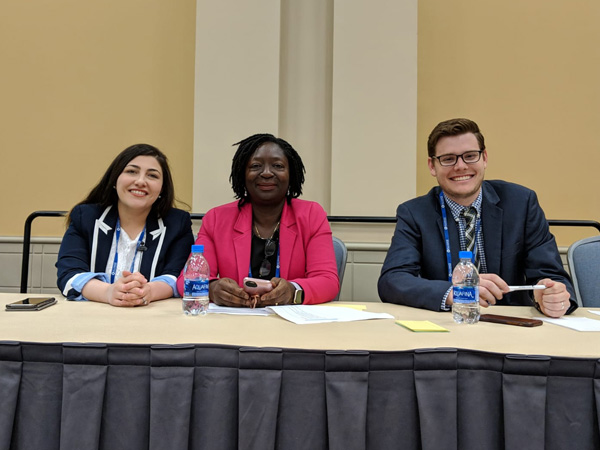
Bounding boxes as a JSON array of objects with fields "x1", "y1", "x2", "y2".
[
  {"x1": 57, "y1": 204, "x2": 194, "y2": 299},
  {"x1": 378, "y1": 180, "x2": 577, "y2": 312}
]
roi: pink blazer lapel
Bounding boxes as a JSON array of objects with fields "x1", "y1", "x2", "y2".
[
  {"x1": 233, "y1": 204, "x2": 253, "y2": 282},
  {"x1": 279, "y1": 202, "x2": 297, "y2": 279}
]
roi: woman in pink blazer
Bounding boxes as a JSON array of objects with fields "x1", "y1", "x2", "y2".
[{"x1": 177, "y1": 134, "x2": 339, "y2": 307}]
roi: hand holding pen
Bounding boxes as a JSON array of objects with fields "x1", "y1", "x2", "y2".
[
  {"x1": 476, "y1": 276, "x2": 546, "y2": 307},
  {"x1": 507, "y1": 285, "x2": 547, "y2": 292},
  {"x1": 532, "y1": 279, "x2": 571, "y2": 318}
]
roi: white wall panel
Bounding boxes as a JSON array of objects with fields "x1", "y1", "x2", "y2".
[
  {"x1": 330, "y1": 0, "x2": 417, "y2": 216},
  {"x1": 194, "y1": 0, "x2": 281, "y2": 212}
]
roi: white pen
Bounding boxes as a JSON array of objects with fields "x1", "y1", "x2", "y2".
[{"x1": 507, "y1": 285, "x2": 546, "y2": 292}]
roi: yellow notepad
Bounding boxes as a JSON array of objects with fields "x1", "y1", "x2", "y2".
[{"x1": 396, "y1": 320, "x2": 449, "y2": 332}]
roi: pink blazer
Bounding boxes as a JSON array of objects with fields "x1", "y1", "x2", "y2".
[{"x1": 176, "y1": 199, "x2": 340, "y2": 304}]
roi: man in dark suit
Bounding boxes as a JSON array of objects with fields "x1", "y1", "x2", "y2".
[{"x1": 378, "y1": 118, "x2": 576, "y2": 317}]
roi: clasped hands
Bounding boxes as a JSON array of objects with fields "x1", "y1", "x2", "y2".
[
  {"x1": 107, "y1": 270, "x2": 151, "y2": 307},
  {"x1": 210, "y1": 277, "x2": 295, "y2": 308},
  {"x1": 450, "y1": 274, "x2": 570, "y2": 318}
]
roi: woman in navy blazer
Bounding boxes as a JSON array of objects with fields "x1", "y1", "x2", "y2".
[{"x1": 57, "y1": 144, "x2": 194, "y2": 306}]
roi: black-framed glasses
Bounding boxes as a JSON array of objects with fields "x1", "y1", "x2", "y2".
[
  {"x1": 432, "y1": 150, "x2": 484, "y2": 167},
  {"x1": 259, "y1": 238, "x2": 277, "y2": 277}
]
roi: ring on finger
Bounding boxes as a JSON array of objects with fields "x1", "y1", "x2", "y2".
[{"x1": 142, "y1": 298, "x2": 148, "y2": 306}]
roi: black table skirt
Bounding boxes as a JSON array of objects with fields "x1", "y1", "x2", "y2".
[{"x1": 0, "y1": 342, "x2": 599, "y2": 450}]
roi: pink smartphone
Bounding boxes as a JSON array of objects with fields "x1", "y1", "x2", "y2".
[{"x1": 242, "y1": 277, "x2": 273, "y2": 296}]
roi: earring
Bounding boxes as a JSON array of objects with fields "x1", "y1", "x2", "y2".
[
  {"x1": 158, "y1": 195, "x2": 161, "y2": 199},
  {"x1": 113, "y1": 185, "x2": 116, "y2": 189},
  {"x1": 287, "y1": 189, "x2": 290, "y2": 196}
]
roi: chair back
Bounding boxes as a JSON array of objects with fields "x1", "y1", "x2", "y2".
[
  {"x1": 567, "y1": 235, "x2": 600, "y2": 307},
  {"x1": 332, "y1": 236, "x2": 348, "y2": 301}
]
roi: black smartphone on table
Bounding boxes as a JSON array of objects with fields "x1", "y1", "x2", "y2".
[{"x1": 5, "y1": 297, "x2": 57, "y2": 311}]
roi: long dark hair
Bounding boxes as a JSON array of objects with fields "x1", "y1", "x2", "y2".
[
  {"x1": 230, "y1": 133, "x2": 305, "y2": 208},
  {"x1": 68, "y1": 144, "x2": 176, "y2": 223}
]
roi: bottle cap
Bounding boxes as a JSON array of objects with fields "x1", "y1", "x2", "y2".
[
  {"x1": 459, "y1": 251, "x2": 473, "y2": 260},
  {"x1": 191, "y1": 244, "x2": 204, "y2": 253}
]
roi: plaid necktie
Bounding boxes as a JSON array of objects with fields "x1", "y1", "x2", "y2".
[{"x1": 462, "y1": 207, "x2": 480, "y2": 270}]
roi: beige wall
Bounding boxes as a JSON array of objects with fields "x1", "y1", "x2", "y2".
[
  {"x1": 192, "y1": 0, "x2": 418, "y2": 232},
  {"x1": 417, "y1": 0, "x2": 600, "y2": 246},
  {"x1": 193, "y1": 0, "x2": 418, "y2": 244},
  {"x1": 0, "y1": 0, "x2": 196, "y2": 237},
  {"x1": 2, "y1": 0, "x2": 599, "y2": 249}
]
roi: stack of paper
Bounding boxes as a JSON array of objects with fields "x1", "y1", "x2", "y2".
[
  {"x1": 208, "y1": 303, "x2": 272, "y2": 316},
  {"x1": 266, "y1": 305, "x2": 394, "y2": 324},
  {"x1": 541, "y1": 316, "x2": 600, "y2": 331}
]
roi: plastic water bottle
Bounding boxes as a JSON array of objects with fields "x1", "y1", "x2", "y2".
[
  {"x1": 452, "y1": 251, "x2": 480, "y2": 324},
  {"x1": 182, "y1": 244, "x2": 210, "y2": 316}
]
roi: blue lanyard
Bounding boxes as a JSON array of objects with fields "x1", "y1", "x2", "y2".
[
  {"x1": 438, "y1": 192, "x2": 480, "y2": 281},
  {"x1": 248, "y1": 246, "x2": 280, "y2": 278},
  {"x1": 110, "y1": 218, "x2": 146, "y2": 283}
]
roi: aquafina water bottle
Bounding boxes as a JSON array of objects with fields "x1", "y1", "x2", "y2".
[
  {"x1": 182, "y1": 244, "x2": 210, "y2": 316},
  {"x1": 452, "y1": 250, "x2": 480, "y2": 324}
]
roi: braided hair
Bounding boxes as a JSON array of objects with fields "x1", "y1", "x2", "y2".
[{"x1": 230, "y1": 133, "x2": 305, "y2": 208}]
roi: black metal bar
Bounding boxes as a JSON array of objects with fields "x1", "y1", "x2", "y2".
[
  {"x1": 192, "y1": 215, "x2": 600, "y2": 228},
  {"x1": 20, "y1": 211, "x2": 67, "y2": 293},
  {"x1": 193, "y1": 214, "x2": 397, "y2": 223},
  {"x1": 19, "y1": 211, "x2": 600, "y2": 294},
  {"x1": 192, "y1": 214, "x2": 399, "y2": 223},
  {"x1": 326, "y1": 216, "x2": 397, "y2": 223},
  {"x1": 547, "y1": 219, "x2": 600, "y2": 232}
]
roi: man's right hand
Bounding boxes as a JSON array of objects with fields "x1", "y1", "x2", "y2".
[
  {"x1": 477, "y1": 273, "x2": 510, "y2": 306},
  {"x1": 447, "y1": 273, "x2": 509, "y2": 307}
]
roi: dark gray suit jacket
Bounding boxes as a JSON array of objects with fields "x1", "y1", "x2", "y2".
[{"x1": 378, "y1": 180, "x2": 577, "y2": 312}]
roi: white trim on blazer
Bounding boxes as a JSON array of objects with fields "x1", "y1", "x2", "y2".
[{"x1": 91, "y1": 205, "x2": 113, "y2": 272}]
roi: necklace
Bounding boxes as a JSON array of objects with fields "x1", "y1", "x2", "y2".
[{"x1": 254, "y1": 221, "x2": 280, "y2": 239}]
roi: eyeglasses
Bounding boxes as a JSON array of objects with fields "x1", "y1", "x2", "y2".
[
  {"x1": 432, "y1": 150, "x2": 484, "y2": 167},
  {"x1": 259, "y1": 238, "x2": 277, "y2": 277}
]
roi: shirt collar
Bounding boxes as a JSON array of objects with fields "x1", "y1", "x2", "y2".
[{"x1": 443, "y1": 189, "x2": 483, "y2": 222}]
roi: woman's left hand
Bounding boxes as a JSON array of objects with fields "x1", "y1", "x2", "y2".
[
  {"x1": 257, "y1": 278, "x2": 295, "y2": 307},
  {"x1": 119, "y1": 271, "x2": 149, "y2": 306}
]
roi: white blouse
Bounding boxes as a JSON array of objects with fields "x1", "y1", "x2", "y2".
[{"x1": 104, "y1": 229, "x2": 144, "y2": 281}]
